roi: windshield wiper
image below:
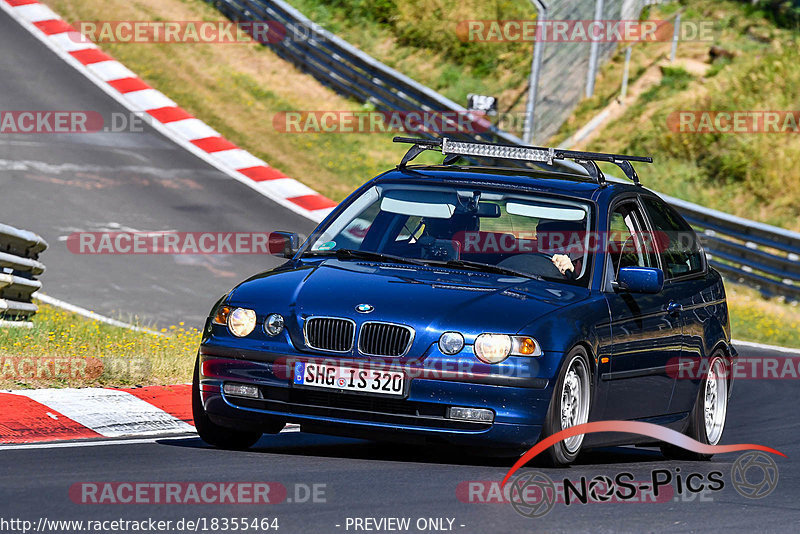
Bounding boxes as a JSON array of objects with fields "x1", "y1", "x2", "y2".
[
  {"x1": 303, "y1": 249, "x2": 538, "y2": 279},
  {"x1": 303, "y1": 249, "x2": 428, "y2": 267},
  {"x1": 425, "y1": 258, "x2": 541, "y2": 280}
]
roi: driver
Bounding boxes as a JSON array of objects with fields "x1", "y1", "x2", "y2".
[{"x1": 536, "y1": 219, "x2": 585, "y2": 278}]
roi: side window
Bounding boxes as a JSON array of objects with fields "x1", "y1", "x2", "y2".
[
  {"x1": 642, "y1": 197, "x2": 704, "y2": 278},
  {"x1": 608, "y1": 202, "x2": 657, "y2": 277}
]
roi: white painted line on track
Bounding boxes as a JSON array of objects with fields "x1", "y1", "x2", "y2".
[
  {"x1": 732, "y1": 339, "x2": 800, "y2": 355},
  {"x1": 33, "y1": 292, "x2": 165, "y2": 335},
  {"x1": 0, "y1": 425, "x2": 301, "y2": 451}
]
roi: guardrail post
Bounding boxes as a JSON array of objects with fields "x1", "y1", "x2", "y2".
[
  {"x1": 619, "y1": 45, "x2": 632, "y2": 101},
  {"x1": 585, "y1": 0, "x2": 605, "y2": 98},
  {"x1": 670, "y1": 13, "x2": 681, "y2": 62},
  {"x1": 523, "y1": 0, "x2": 547, "y2": 145}
]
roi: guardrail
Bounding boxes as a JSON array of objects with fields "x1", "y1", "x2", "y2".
[
  {"x1": 661, "y1": 195, "x2": 800, "y2": 300},
  {"x1": 0, "y1": 223, "x2": 47, "y2": 327},
  {"x1": 207, "y1": 0, "x2": 523, "y2": 146},
  {"x1": 207, "y1": 0, "x2": 800, "y2": 300}
]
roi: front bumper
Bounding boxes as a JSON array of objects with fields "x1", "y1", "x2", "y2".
[{"x1": 198, "y1": 343, "x2": 558, "y2": 450}]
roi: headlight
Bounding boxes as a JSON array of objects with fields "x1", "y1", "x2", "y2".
[
  {"x1": 474, "y1": 334, "x2": 542, "y2": 363},
  {"x1": 474, "y1": 334, "x2": 512, "y2": 364},
  {"x1": 227, "y1": 307, "x2": 257, "y2": 337},
  {"x1": 264, "y1": 313, "x2": 285, "y2": 336},
  {"x1": 438, "y1": 331, "x2": 465, "y2": 355}
]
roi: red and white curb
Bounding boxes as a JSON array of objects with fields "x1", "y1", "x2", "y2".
[
  {"x1": 0, "y1": 385, "x2": 193, "y2": 443},
  {"x1": 0, "y1": 384, "x2": 299, "y2": 444},
  {"x1": 0, "y1": 0, "x2": 337, "y2": 223}
]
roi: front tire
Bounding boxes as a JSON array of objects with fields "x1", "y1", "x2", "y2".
[
  {"x1": 540, "y1": 346, "x2": 592, "y2": 466},
  {"x1": 192, "y1": 357, "x2": 263, "y2": 450},
  {"x1": 661, "y1": 353, "x2": 729, "y2": 461}
]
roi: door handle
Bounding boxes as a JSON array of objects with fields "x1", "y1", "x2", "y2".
[{"x1": 667, "y1": 301, "x2": 683, "y2": 315}]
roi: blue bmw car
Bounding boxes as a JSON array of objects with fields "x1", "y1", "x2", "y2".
[{"x1": 193, "y1": 138, "x2": 736, "y2": 465}]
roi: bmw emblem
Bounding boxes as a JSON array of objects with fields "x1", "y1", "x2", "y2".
[{"x1": 355, "y1": 303, "x2": 374, "y2": 314}]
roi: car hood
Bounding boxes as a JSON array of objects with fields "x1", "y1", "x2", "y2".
[{"x1": 228, "y1": 259, "x2": 589, "y2": 349}]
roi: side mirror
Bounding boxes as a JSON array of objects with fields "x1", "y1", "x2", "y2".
[
  {"x1": 268, "y1": 232, "x2": 301, "y2": 258},
  {"x1": 615, "y1": 266, "x2": 664, "y2": 294}
]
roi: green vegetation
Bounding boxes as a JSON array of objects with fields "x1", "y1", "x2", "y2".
[
  {"x1": 289, "y1": 0, "x2": 535, "y2": 120},
  {"x1": 557, "y1": 1, "x2": 800, "y2": 230},
  {"x1": 727, "y1": 285, "x2": 800, "y2": 349},
  {"x1": 44, "y1": 0, "x2": 442, "y2": 202},
  {"x1": 0, "y1": 304, "x2": 200, "y2": 389}
]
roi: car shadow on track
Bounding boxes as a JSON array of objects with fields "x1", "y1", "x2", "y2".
[{"x1": 156, "y1": 431, "x2": 668, "y2": 468}]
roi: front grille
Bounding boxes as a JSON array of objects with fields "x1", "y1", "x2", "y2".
[
  {"x1": 304, "y1": 317, "x2": 355, "y2": 352},
  {"x1": 291, "y1": 389, "x2": 426, "y2": 416},
  {"x1": 359, "y1": 322, "x2": 414, "y2": 357}
]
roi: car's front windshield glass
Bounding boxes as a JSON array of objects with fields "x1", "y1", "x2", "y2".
[{"x1": 304, "y1": 183, "x2": 594, "y2": 286}]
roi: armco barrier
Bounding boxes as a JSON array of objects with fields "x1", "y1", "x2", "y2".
[
  {"x1": 0, "y1": 223, "x2": 47, "y2": 327},
  {"x1": 208, "y1": 0, "x2": 522, "y2": 147},
  {"x1": 662, "y1": 194, "x2": 800, "y2": 300},
  {"x1": 208, "y1": 0, "x2": 800, "y2": 300}
]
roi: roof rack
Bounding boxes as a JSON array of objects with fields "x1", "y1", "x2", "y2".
[{"x1": 393, "y1": 136, "x2": 653, "y2": 186}]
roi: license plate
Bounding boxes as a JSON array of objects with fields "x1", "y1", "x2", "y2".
[{"x1": 293, "y1": 362, "x2": 405, "y2": 396}]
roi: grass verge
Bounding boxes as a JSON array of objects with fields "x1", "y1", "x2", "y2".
[
  {"x1": 0, "y1": 304, "x2": 200, "y2": 389},
  {"x1": 554, "y1": 0, "x2": 800, "y2": 231},
  {"x1": 42, "y1": 0, "x2": 440, "y2": 202}
]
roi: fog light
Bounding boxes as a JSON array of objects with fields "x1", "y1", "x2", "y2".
[
  {"x1": 448, "y1": 406, "x2": 494, "y2": 423},
  {"x1": 223, "y1": 382, "x2": 260, "y2": 399},
  {"x1": 438, "y1": 331, "x2": 465, "y2": 355},
  {"x1": 264, "y1": 313, "x2": 285, "y2": 336}
]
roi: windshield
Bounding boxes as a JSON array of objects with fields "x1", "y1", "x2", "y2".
[{"x1": 304, "y1": 183, "x2": 594, "y2": 286}]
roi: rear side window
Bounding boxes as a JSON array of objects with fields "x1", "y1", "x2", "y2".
[
  {"x1": 642, "y1": 197, "x2": 705, "y2": 279},
  {"x1": 608, "y1": 202, "x2": 658, "y2": 276}
]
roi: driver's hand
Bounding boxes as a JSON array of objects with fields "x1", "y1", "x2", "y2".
[{"x1": 551, "y1": 254, "x2": 574, "y2": 276}]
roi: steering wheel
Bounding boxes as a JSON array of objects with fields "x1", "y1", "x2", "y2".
[{"x1": 498, "y1": 253, "x2": 573, "y2": 279}]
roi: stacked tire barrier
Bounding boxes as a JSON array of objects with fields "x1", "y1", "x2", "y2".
[
  {"x1": 0, "y1": 223, "x2": 47, "y2": 327},
  {"x1": 208, "y1": 0, "x2": 800, "y2": 300}
]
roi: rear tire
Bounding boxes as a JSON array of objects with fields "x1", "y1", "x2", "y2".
[
  {"x1": 661, "y1": 353, "x2": 728, "y2": 461},
  {"x1": 192, "y1": 357, "x2": 264, "y2": 450},
  {"x1": 539, "y1": 346, "x2": 592, "y2": 467}
]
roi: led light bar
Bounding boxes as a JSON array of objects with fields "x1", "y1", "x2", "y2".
[
  {"x1": 392, "y1": 136, "x2": 653, "y2": 186},
  {"x1": 442, "y1": 138, "x2": 556, "y2": 165}
]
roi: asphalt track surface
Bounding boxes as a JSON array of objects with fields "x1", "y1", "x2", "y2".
[
  {"x1": 1, "y1": 7, "x2": 799, "y2": 534},
  {"x1": 0, "y1": 9, "x2": 315, "y2": 328}
]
